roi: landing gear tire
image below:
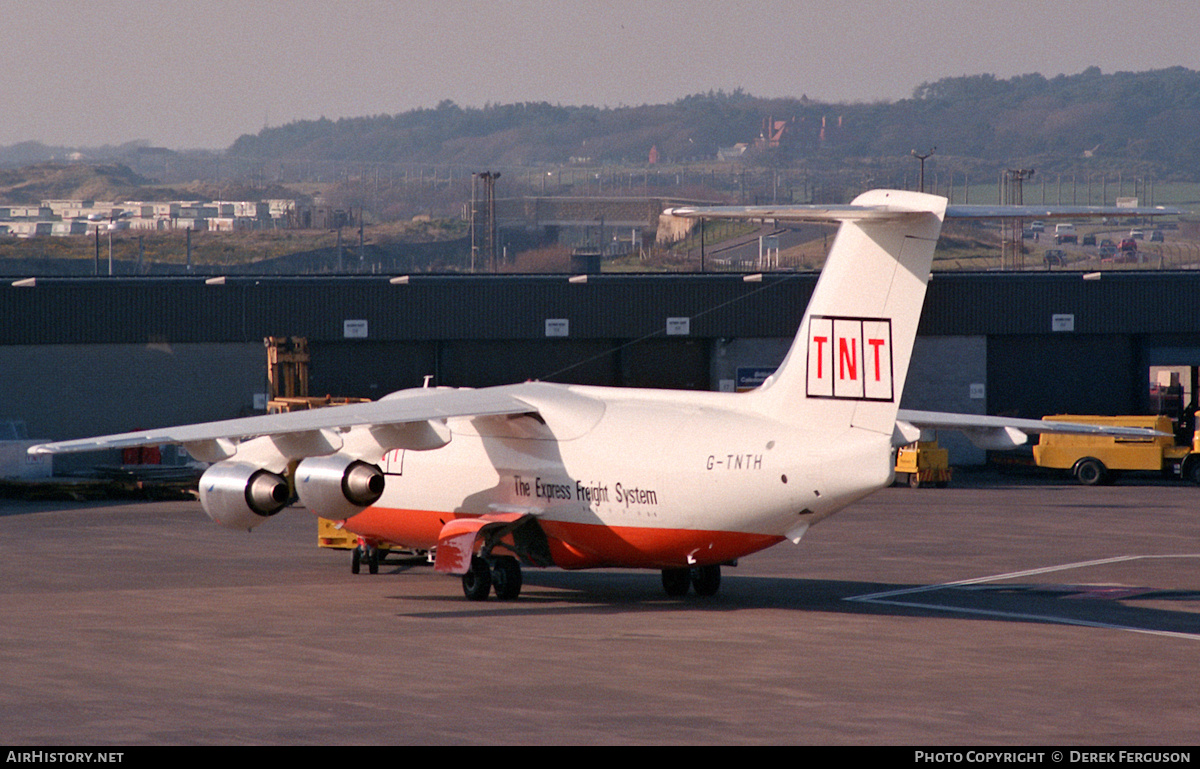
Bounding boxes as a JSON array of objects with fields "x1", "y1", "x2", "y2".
[
  {"x1": 367, "y1": 546, "x2": 380, "y2": 575},
  {"x1": 351, "y1": 545, "x2": 362, "y2": 574},
  {"x1": 462, "y1": 556, "x2": 493, "y2": 601},
  {"x1": 662, "y1": 568, "x2": 691, "y2": 597},
  {"x1": 491, "y1": 556, "x2": 523, "y2": 600},
  {"x1": 1075, "y1": 457, "x2": 1107, "y2": 486},
  {"x1": 690, "y1": 565, "x2": 721, "y2": 597}
]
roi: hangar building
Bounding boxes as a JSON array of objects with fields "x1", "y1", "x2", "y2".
[{"x1": 3, "y1": 271, "x2": 1199, "y2": 466}]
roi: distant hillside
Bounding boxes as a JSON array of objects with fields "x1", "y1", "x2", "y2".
[
  {"x1": 0, "y1": 163, "x2": 158, "y2": 205},
  {"x1": 5, "y1": 67, "x2": 1198, "y2": 216},
  {"x1": 226, "y1": 68, "x2": 1200, "y2": 179},
  {"x1": 0, "y1": 162, "x2": 313, "y2": 207}
]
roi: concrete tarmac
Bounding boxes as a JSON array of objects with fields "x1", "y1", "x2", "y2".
[{"x1": 1, "y1": 470, "x2": 1198, "y2": 745}]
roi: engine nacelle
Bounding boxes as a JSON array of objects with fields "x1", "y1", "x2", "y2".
[
  {"x1": 294, "y1": 454, "x2": 385, "y2": 520},
  {"x1": 198, "y1": 461, "x2": 290, "y2": 531}
]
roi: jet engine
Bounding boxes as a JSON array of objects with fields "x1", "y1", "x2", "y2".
[
  {"x1": 198, "y1": 460, "x2": 290, "y2": 531},
  {"x1": 294, "y1": 454, "x2": 385, "y2": 520}
]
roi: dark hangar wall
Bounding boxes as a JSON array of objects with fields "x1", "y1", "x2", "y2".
[{"x1": 2, "y1": 272, "x2": 1197, "y2": 446}]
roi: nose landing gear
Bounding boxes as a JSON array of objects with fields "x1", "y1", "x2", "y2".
[{"x1": 350, "y1": 543, "x2": 381, "y2": 575}]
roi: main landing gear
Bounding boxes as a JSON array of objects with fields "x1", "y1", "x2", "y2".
[
  {"x1": 350, "y1": 543, "x2": 382, "y2": 575},
  {"x1": 462, "y1": 555, "x2": 523, "y2": 601},
  {"x1": 661, "y1": 565, "x2": 721, "y2": 597}
]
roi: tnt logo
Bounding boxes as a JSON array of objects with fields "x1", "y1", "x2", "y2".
[{"x1": 806, "y1": 315, "x2": 894, "y2": 401}]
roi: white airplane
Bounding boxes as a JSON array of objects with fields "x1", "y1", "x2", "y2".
[{"x1": 30, "y1": 190, "x2": 1180, "y2": 601}]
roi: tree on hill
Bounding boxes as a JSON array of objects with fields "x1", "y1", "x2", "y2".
[{"x1": 225, "y1": 68, "x2": 1200, "y2": 179}]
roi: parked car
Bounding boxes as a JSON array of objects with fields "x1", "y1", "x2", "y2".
[
  {"x1": 1116, "y1": 239, "x2": 1140, "y2": 261},
  {"x1": 1130, "y1": 229, "x2": 1145, "y2": 240},
  {"x1": 1055, "y1": 223, "x2": 1078, "y2": 244},
  {"x1": 1151, "y1": 230, "x2": 1165, "y2": 242},
  {"x1": 1081, "y1": 233, "x2": 1096, "y2": 246}
]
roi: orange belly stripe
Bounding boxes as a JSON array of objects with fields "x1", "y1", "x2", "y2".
[{"x1": 339, "y1": 506, "x2": 784, "y2": 570}]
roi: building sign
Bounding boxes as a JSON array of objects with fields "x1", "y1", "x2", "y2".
[
  {"x1": 1051, "y1": 314, "x2": 1075, "y2": 332},
  {"x1": 736, "y1": 366, "x2": 778, "y2": 392},
  {"x1": 666, "y1": 317, "x2": 690, "y2": 336}
]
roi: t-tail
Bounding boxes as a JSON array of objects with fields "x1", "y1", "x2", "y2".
[
  {"x1": 664, "y1": 191, "x2": 1181, "y2": 436},
  {"x1": 746, "y1": 189, "x2": 947, "y2": 434}
]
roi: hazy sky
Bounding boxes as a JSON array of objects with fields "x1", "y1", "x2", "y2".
[{"x1": 6, "y1": 0, "x2": 1199, "y2": 150}]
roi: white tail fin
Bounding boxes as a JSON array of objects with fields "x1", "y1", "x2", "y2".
[
  {"x1": 747, "y1": 190, "x2": 946, "y2": 434},
  {"x1": 665, "y1": 192, "x2": 1179, "y2": 433}
]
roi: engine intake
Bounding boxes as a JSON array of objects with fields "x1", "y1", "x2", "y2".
[
  {"x1": 295, "y1": 455, "x2": 385, "y2": 520},
  {"x1": 199, "y1": 461, "x2": 290, "y2": 531}
]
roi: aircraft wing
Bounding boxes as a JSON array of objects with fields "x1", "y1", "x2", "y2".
[
  {"x1": 27, "y1": 387, "x2": 538, "y2": 456},
  {"x1": 895, "y1": 409, "x2": 1169, "y2": 450}
]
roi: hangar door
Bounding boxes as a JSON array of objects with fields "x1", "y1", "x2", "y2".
[
  {"x1": 988, "y1": 335, "x2": 1139, "y2": 419},
  {"x1": 1144, "y1": 341, "x2": 1200, "y2": 421}
]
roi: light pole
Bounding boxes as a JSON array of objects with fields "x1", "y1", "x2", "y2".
[{"x1": 910, "y1": 147, "x2": 935, "y2": 193}]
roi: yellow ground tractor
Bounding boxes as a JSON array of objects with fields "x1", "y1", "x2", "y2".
[
  {"x1": 1033, "y1": 414, "x2": 1200, "y2": 485},
  {"x1": 316, "y1": 517, "x2": 416, "y2": 574},
  {"x1": 894, "y1": 440, "x2": 951, "y2": 488}
]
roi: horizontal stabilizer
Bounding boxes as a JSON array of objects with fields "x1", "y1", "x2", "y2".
[
  {"x1": 665, "y1": 202, "x2": 939, "y2": 224},
  {"x1": 666, "y1": 202, "x2": 1183, "y2": 223},
  {"x1": 945, "y1": 204, "x2": 1183, "y2": 220}
]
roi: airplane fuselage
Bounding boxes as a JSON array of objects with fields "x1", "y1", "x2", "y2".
[{"x1": 339, "y1": 382, "x2": 895, "y2": 570}]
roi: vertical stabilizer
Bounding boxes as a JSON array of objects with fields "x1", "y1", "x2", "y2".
[{"x1": 748, "y1": 190, "x2": 946, "y2": 434}]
